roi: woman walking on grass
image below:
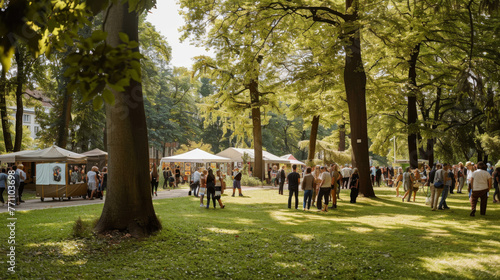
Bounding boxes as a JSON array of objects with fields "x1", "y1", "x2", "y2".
[
  {"x1": 214, "y1": 170, "x2": 225, "y2": 209},
  {"x1": 349, "y1": 168, "x2": 360, "y2": 203},
  {"x1": 301, "y1": 167, "x2": 314, "y2": 210},
  {"x1": 199, "y1": 169, "x2": 207, "y2": 207},
  {"x1": 394, "y1": 168, "x2": 403, "y2": 197},
  {"x1": 206, "y1": 169, "x2": 216, "y2": 209},
  {"x1": 401, "y1": 167, "x2": 415, "y2": 202}
]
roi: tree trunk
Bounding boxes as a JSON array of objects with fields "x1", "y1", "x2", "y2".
[
  {"x1": 95, "y1": 2, "x2": 161, "y2": 237},
  {"x1": 427, "y1": 87, "x2": 442, "y2": 168},
  {"x1": 343, "y1": 0, "x2": 374, "y2": 197},
  {"x1": 407, "y1": 44, "x2": 420, "y2": 169},
  {"x1": 14, "y1": 47, "x2": 25, "y2": 151},
  {"x1": 0, "y1": 71, "x2": 13, "y2": 152},
  {"x1": 308, "y1": 115, "x2": 320, "y2": 165},
  {"x1": 338, "y1": 122, "x2": 346, "y2": 151},
  {"x1": 56, "y1": 89, "x2": 72, "y2": 148},
  {"x1": 249, "y1": 79, "x2": 264, "y2": 180}
]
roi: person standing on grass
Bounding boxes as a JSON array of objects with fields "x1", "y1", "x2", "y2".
[
  {"x1": 370, "y1": 165, "x2": 376, "y2": 186},
  {"x1": 16, "y1": 164, "x2": 26, "y2": 203},
  {"x1": 301, "y1": 167, "x2": 314, "y2": 210},
  {"x1": 86, "y1": 166, "x2": 98, "y2": 200},
  {"x1": 437, "y1": 163, "x2": 451, "y2": 210},
  {"x1": 430, "y1": 164, "x2": 444, "y2": 211},
  {"x1": 175, "y1": 166, "x2": 181, "y2": 188},
  {"x1": 492, "y1": 167, "x2": 500, "y2": 203},
  {"x1": 349, "y1": 168, "x2": 360, "y2": 203},
  {"x1": 278, "y1": 165, "x2": 286, "y2": 195},
  {"x1": 0, "y1": 169, "x2": 7, "y2": 206},
  {"x1": 469, "y1": 161, "x2": 492, "y2": 216},
  {"x1": 287, "y1": 164, "x2": 300, "y2": 209},
  {"x1": 401, "y1": 167, "x2": 415, "y2": 202},
  {"x1": 466, "y1": 161, "x2": 474, "y2": 197},
  {"x1": 394, "y1": 168, "x2": 403, "y2": 197},
  {"x1": 449, "y1": 165, "x2": 457, "y2": 194},
  {"x1": 162, "y1": 167, "x2": 168, "y2": 189},
  {"x1": 456, "y1": 162, "x2": 465, "y2": 194},
  {"x1": 100, "y1": 167, "x2": 107, "y2": 200},
  {"x1": 150, "y1": 163, "x2": 159, "y2": 197},
  {"x1": 199, "y1": 169, "x2": 207, "y2": 207},
  {"x1": 311, "y1": 165, "x2": 321, "y2": 208},
  {"x1": 271, "y1": 166, "x2": 278, "y2": 187},
  {"x1": 214, "y1": 170, "x2": 225, "y2": 209},
  {"x1": 375, "y1": 166, "x2": 382, "y2": 187},
  {"x1": 206, "y1": 169, "x2": 216, "y2": 209},
  {"x1": 192, "y1": 168, "x2": 201, "y2": 197},
  {"x1": 317, "y1": 166, "x2": 332, "y2": 212},
  {"x1": 329, "y1": 164, "x2": 341, "y2": 209},
  {"x1": 232, "y1": 169, "x2": 243, "y2": 197},
  {"x1": 341, "y1": 164, "x2": 353, "y2": 190}
]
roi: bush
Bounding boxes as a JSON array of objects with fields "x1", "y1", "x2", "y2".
[{"x1": 224, "y1": 174, "x2": 263, "y2": 187}]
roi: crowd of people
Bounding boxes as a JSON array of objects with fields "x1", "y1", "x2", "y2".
[{"x1": 0, "y1": 164, "x2": 26, "y2": 206}]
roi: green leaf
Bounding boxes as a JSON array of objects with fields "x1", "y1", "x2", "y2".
[
  {"x1": 119, "y1": 32, "x2": 129, "y2": 43},
  {"x1": 102, "y1": 89, "x2": 115, "y2": 105},
  {"x1": 91, "y1": 30, "x2": 108, "y2": 42},
  {"x1": 93, "y1": 97, "x2": 104, "y2": 110}
]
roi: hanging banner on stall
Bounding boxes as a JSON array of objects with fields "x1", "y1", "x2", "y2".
[
  {"x1": 184, "y1": 162, "x2": 191, "y2": 175},
  {"x1": 210, "y1": 163, "x2": 216, "y2": 170},
  {"x1": 35, "y1": 163, "x2": 66, "y2": 185}
]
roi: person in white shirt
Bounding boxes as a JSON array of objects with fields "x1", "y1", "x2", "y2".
[
  {"x1": 317, "y1": 166, "x2": 332, "y2": 212},
  {"x1": 192, "y1": 168, "x2": 201, "y2": 197},
  {"x1": 469, "y1": 161, "x2": 492, "y2": 216},
  {"x1": 17, "y1": 164, "x2": 27, "y2": 203},
  {"x1": 87, "y1": 166, "x2": 98, "y2": 200},
  {"x1": 341, "y1": 164, "x2": 353, "y2": 189}
]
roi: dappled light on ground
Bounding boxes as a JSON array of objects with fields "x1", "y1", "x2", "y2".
[{"x1": 1, "y1": 187, "x2": 499, "y2": 279}]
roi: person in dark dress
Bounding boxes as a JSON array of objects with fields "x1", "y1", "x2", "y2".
[
  {"x1": 350, "y1": 168, "x2": 360, "y2": 203},
  {"x1": 278, "y1": 166, "x2": 286, "y2": 195},
  {"x1": 286, "y1": 164, "x2": 301, "y2": 209}
]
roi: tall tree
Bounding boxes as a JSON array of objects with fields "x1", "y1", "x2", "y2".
[{"x1": 94, "y1": 1, "x2": 161, "y2": 237}]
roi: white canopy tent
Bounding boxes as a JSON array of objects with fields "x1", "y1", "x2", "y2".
[
  {"x1": 16, "y1": 145, "x2": 87, "y2": 164},
  {"x1": 216, "y1": 148, "x2": 290, "y2": 164},
  {"x1": 160, "y1": 148, "x2": 231, "y2": 164},
  {"x1": 0, "y1": 149, "x2": 34, "y2": 164},
  {"x1": 280, "y1": 154, "x2": 306, "y2": 166}
]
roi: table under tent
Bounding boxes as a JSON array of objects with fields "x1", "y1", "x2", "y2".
[{"x1": 15, "y1": 145, "x2": 89, "y2": 201}]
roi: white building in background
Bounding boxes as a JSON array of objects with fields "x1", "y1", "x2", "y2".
[{"x1": 8, "y1": 90, "x2": 52, "y2": 139}]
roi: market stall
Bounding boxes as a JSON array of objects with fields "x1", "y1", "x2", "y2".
[
  {"x1": 81, "y1": 148, "x2": 108, "y2": 170},
  {"x1": 160, "y1": 148, "x2": 232, "y2": 182},
  {"x1": 216, "y1": 147, "x2": 290, "y2": 177},
  {"x1": 16, "y1": 145, "x2": 88, "y2": 201}
]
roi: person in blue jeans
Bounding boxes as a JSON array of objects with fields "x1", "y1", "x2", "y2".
[
  {"x1": 301, "y1": 167, "x2": 314, "y2": 210},
  {"x1": 439, "y1": 163, "x2": 451, "y2": 210}
]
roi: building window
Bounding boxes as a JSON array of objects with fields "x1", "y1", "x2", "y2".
[
  {"x1": 23, "y1": 114, "x2": 31, "y2": 123},
  {"x1": 34, "y1": 126, "x2": 40, "y2": 134}
]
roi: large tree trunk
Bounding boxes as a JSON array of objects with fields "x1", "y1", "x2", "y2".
[
  {"x1": 0, "y1": 71, "x2": 13, "y2": 152},
  {"x1": 308, "y1": 115, "x2": 320, "y2": 165},
  {"x1": 95, "y1": 2, "x2": 161, "y2": 237},
  {"x1": 14, "y1": 47, "x2": 25, "y2": 151},
  {"x1": 249, "y1": 79, "x2": 264, "y2": 180},
  {"x1": 344, "y1": 0, "x2": 374, "y2": 197},
  {"x1": 407, "y1": 44, "x2": 420, "y2": 169}
]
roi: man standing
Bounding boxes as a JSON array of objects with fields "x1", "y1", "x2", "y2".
[
  {"x1": 370, "y1": 166, "x2": 376, "y2": 185},
  {"x1": 278, "y1": 166, "x2": 286, "y2": 195},
  {"x1": 17, "y1": 164, "x2": 26, "y2": 203},
  {"x1": 286, "y1": 164, "x2": 301, "y2": 209},
  {"x1": 192, "y1": 168, "x2": 201, "y2": 197},
  {"x1": 341, "y1": 164, "x2": 353, "y2": 189},
  {"x1": 232, "y1": 168, "x2": 243, "y2": 197},
  {"x1": 375, "y1": 166, "x2": 382, "y2": 187}
]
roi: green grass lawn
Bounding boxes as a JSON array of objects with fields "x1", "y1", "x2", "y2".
[{"x1": 1, "y1": 187, "x2": 499, "y2": 279}]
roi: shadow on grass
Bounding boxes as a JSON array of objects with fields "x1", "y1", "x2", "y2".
[{"x1": 1, "y1": 188, "x2": 499, "y2": 279}]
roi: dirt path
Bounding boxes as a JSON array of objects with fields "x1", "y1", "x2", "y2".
[{"x1": 0, "y1": 185, "x2": 275, "y2": 213}]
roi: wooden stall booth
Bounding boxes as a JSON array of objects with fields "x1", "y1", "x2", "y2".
[{"x1": 16, "y1": 145, "x2": 88, "y2": 201}]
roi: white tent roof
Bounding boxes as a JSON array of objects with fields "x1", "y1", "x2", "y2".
[
  {"x1": 0, "y1": 149, "x2": 35, "y2": 163},
  {"x1": 280, "y1": 154, "x2": 306, "y2": 166},
  {"x1": 160, "y1": 148, "x2": 231, "y2": 163},
  {"x1": 16, "y1": 145, "x2": 87, "y2": 163},
  {"x1": 216, "y1": 148, "x2": 290, "y2": 164}
]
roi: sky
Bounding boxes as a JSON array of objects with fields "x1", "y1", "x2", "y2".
[{"x1": 146, "y1": 1, "x2": 211, "y2": 69}]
